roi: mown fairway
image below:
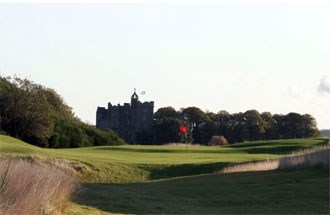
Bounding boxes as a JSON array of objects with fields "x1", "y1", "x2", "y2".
[
  {"x1": 75, "y1": 169, "x2": 329, "y2": 214},
  {"x1": 0, "y1": 135, "x2": 328, "y2": 182},
  {"x1": 0, "y1": 135, "x2": 329, "y2": 214}
]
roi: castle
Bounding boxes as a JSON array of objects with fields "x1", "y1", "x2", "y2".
[{"x1": 96, "y1": 89, "x2": 154, "y2": 144}]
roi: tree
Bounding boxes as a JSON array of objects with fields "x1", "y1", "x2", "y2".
[
  {"x1": 261, "y1": 112, "x2": 278, "y2": 140},
  {"x1": 244, "y1": 110, "x2": 266, "y2": 141},
  {"x1": 232, "y1": 112, "x2": 249, "y2": 142},
  {"x1": 301, "y1": 114, "x2": 320, "y2": 138},
  {"x1": 0, "y1": 75, "x2": 125, "y2": 147},
  {"x1": 181, "y1": 107, "x2": 211, "y2": 144},
  {"x1": 154, "y1": 107, "x2": 181, "y2": 122},
  {"x1": 194, "y1": 121, "x2": 217, "y2": 144},
  {"x1": 181, "y1": 107, "x2": 210, "y2": 130},
  {"x1": 153, "y1": 107, "x2": 185, "y2": 144},
  {"x1": 0, "y1": 76, "x2": 53, "y2": 146},
  {"x1": 273, "y1": 112, "x2": 320, "y2": 139},
  {"x1": 271, "y1": 114, "x2": 283, "y2": 139},
  {"x1": 153, "y1": 118, "x2": 182, "y2": 144},
  {"x1": 284, "y1": 113, "x2": 305, "y2": 138},
  {"x1": 213, "y1": 110, "x2": 231, "y2": 139}
]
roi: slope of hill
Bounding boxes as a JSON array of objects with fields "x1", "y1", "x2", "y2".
[{"x1": 0, "y1": 135, "x2": 42, "y2": 154}]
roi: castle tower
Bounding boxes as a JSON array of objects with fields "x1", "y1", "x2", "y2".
[
  {"x1": 96, "y1": 89, "x2": 154, "y2": 144},
  {"x1": 131, "y1": 88, "x2": 139, "y2": 106},
  {"x1": 130, "y1": 88, "x2": 140, "y2": 143}
]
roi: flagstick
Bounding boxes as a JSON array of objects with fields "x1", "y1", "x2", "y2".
[{"x1": 185, "y1": 132, "x2": 188, "y2": 152}]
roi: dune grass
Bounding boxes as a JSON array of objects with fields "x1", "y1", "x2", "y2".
[
  {"x1": 221, "y1": 145, "x2": 330, "y2": 173},
  {"x1": 0, "y1": 156, "x2": 78, "y2": 215}
]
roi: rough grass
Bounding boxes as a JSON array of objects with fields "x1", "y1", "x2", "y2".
[
  {"x1": 221, "y1": 145, "x2": 330, "y2": 173},
  {"x1": 0, "y1": 156, "x2": 78, "y2": 215},
  {"x1": 278, "y1": 145, "x2": 330, "y2": 169}
]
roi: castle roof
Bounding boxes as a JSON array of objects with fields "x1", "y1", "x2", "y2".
[{"x1": 131, "y1": 88, "x2": 139, "y2": 101}]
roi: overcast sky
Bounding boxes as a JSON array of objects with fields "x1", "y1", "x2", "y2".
[{"x1": 0, "y1": 2, "x2": 329, "y2": 129}]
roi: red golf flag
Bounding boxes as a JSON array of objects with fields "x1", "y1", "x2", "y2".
[{"x1": 179, "y1": 126, "x2": 188, "y2": 133}]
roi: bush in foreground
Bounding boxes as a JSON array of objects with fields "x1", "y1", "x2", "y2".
[{"x1": 0, "y1": 156, "x2": 78, "y2": 215}]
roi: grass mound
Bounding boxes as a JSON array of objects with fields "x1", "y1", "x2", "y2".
[{"x1": 0, "y1": 135, "x2": 42, "y2": 155}]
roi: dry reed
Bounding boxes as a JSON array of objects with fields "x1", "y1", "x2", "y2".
[
  {"x1": 0, "y1": 156, "x2": 78, "y2": 215},
  {"x1": 221, "y1": 145, "x2": 330, "y2": 174}
]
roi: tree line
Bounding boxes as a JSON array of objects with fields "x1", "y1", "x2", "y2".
[
  {"x1": 152, "y1": 106, "x2": 320, "y2": 145},
  {"x1": 0, "y1": 75, "x2": 321, "y2": 147},
  {"x1": 0, "y1": 76, "x2": 125, "y2": 147}
]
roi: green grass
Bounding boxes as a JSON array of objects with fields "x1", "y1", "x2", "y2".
[
  {"x1": 76, "y1": 168, "x2": 329, "y2": 214},
  {"x1": 1, "y1": 135, "x2": 329, "y2": 214},
  {"x1": 0, "y1": 135, "x2": 328, "y2": 182},
  {"x1": 0, "y1": 135, "x2": 43, "y2": 154}
]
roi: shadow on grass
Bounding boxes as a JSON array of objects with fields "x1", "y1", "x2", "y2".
[
  {"x1": 245, "y1": 145, "x2": 303, "y2": 154},
  {"x1": 142, "y1": 162, "x2": 230, "y2": 180},
  {"x1": 74, "y1": 168, "x2": 330, "y2": 215},
  {"x1": 229, "y1": 139, "x2": 329, "y2": 155},
  {"x1": 244, "y1": 139, "x2": 330, "y2": 155}
]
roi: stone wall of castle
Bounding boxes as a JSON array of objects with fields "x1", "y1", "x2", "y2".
[{"x1": 96, "y1": 91, "x2": 154, "y2": 144}]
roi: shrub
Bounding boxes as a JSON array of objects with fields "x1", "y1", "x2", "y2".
[
  {"x1": 0, "y1": 156, "x2": 78, "y2": 215},
  {"x1": 208, "y1": 135, "x2": 229, "y2": 146}
]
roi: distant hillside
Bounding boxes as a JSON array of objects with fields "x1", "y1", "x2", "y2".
[{"x1": 320, "y1": 129, "x2": 330, "y2": 137}]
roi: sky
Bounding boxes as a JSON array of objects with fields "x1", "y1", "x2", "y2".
[{"x1": 0, "y1": 2, "x2": 329, "y2": 129}]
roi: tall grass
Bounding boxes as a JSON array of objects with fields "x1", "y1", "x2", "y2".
[
  {"x1": 0, "y1": 156, "x2": 78, "y2": 215},
  {"x1": 221, "y1": 145, "x2": 330, "y2": 173}
]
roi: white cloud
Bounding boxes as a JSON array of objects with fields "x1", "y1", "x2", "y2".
[{"x1": 318, "y1": 75, "x2": 330, "y2": 95}]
